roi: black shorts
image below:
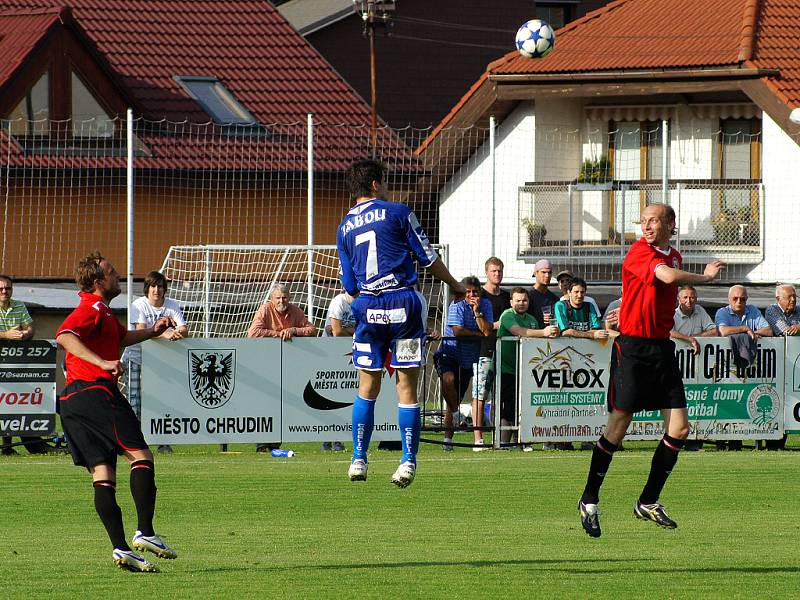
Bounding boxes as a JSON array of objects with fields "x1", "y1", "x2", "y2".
[
  {"x1": 59, "y1": 380, "x2": 149, "y2": 468},
  {"x1": 609, "y1": 335, "x2": 686, "y2": 414},
  {"x1": 499, "y1": 373, "x2": 517, "y2": 422},
  {"x1": 433, "y1": 353, "x2": 473, "y2": 400}
]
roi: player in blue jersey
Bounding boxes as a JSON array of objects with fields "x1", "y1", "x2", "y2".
[{"x1": 337, "y1": 159, "x2": 465, "y2": 488}]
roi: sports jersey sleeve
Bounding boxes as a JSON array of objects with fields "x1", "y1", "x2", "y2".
[
  {"x1": 336, "y1": 230, "x2": 359, "y2": 296},
  {"x1": 115, "y1": 315, "x2": 127, "y2": 341},
  {"x1": 402, "y1": 208, "x2": 438, "y2": 268},
  {"x1": 57, "y1": 304, "x2": 100, "y2": 339},
  {"x1": 625, "y1": 242, "x2": 660, "y2": 285},
  {"x1": 554, "y1": 301, "x2": 569, "y2": 330},
  {"x1": 588, "y1": 304, "x2": 602, "y2": 329}
]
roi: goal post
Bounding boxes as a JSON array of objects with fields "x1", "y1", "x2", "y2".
[{"x1": 159, "y1": 243, "x2": 449, "y2": 407}]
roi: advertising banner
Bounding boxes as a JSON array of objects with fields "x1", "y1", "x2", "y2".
[
  {"x1": 784, "y1": 336, "x2": 800, "y2": 433},
  {"x1": 141, "y1": 339, "x2": 282, "y2": 444},
  {"x1": 518, "y1": 338, "x2": 612, "y2": 443},
  {"x1": 281, "y1": 338, "x2": 398, "y2": 442},
  {"x1": 636, "y1": 337, "x2": 784, "y2": 440},
  {"x1": 0, "y1": 340, "x2": 57, "y2": 435},
  {"x1": 520, "y1": 337, "x2": 784, "y2": 442}
]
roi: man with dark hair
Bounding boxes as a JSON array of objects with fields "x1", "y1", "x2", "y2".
[
  {"x1": 337, "y1": 159, "x2": 464, "y2": 487},
  {"x1": 56, "y1": 251, "x2": 178, "y2": 571},
  {"x1": 554, "y1": 277, "x2": 607, "y2": 340},
  {"x1": 125, "y1": 270, "x2": 189, "y2": 454},
  {"x1": 434, "y1": 276, "x2": 493, "y2": 450},
  {"x1": 578, "y1": 204, "x2": 723, "y2": 538}
]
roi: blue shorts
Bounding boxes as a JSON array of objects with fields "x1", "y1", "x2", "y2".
[{"x1": 351, "y1": 288, "x2": 427, "y2": 370}]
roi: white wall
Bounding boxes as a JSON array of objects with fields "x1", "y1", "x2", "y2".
[
  {"x1": 746, "y1": 112, "x2": 800, "y2": 281},
  {"x1": 438, "y1": 103, "x2": 536, "y2": 280},
  {"x1": 437, "y1": 99, "x2": 797, "y2": 283}
]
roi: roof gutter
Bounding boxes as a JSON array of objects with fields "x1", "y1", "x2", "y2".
[{"x1": 489, "y1": 67, "x2": 778, "y2": 83}]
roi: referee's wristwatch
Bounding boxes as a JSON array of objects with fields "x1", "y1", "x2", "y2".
[{"x1": 474, "y1": 312, "x2": 484, "y2": 318}]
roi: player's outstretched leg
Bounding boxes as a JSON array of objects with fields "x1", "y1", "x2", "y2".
[
  {"x1": 113, "y1": 548, "x2": 159, "y2": 572},
  {"x1": 129, "y1": 459, "x2": 178, "y2": 559},
  {"x1": 578, "y1": 435, "x2": 619, "y2": 537},
  {"x1": 392, "y1": 402, "x2": 420, "y2": 488},
  {"x1": 349, "y1": 396, "x2": 375, "y2": 481},
  {"x1": 634, "y1": 433, "x2": 684, "y2": 529},
  {"x1": 634, "y1": 501, "x2": 678, "y2": 529}
]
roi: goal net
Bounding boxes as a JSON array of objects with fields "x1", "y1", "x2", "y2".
[{"x1": 160, "y1": 243, "x2": 450, "y2": 406}]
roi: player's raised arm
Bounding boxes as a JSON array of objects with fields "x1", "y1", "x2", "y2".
[
  {"x1": 401, "y1": 207, "x2": 466, "y2": 295},
  {"x1": 654, "y1": 259, "x2": 724, "y2": 286},
  {"x1": 122, "y1": 316, "x2": 177, "y2": 347},
  {"x1": 427, "y1": 258, "x2": 466, "y2": 296}
]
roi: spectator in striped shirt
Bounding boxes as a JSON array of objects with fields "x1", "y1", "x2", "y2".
[
  {"x1": 765, "y1": 284, "x2": 800, "y2": 336},
  {"x1": 0, "y1": 274, "x2": 48, "y2": 455}
]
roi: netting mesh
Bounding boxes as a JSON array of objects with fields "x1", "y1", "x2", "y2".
[
  {"x1": 160, "y1": 243, "x2": 449, "y2": 405},
  {"x1": 0, "y1": 113, "x2": 786, "y2": 284}
]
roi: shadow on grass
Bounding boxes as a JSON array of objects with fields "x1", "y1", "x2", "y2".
[
  {"x1": 191, "y1": 559, "x2": 800, "y2": 576},
  {"x1": 192, "y1": 557, "x2": 643, "y2": 574}
]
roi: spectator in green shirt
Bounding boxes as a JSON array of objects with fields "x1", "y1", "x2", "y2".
[
  {"x1": 554, "y1": 277, "x2": 608, "y2": 340},
  {"x1": 496, "y1": 287, "x2": 558, "y2": 444},
  {"x1": 0, "y1": 274, "x2": 48, "y2": 455}
]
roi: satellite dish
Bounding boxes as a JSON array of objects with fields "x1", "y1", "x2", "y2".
[{"x1": 790, "y1": 108, "x2": 800, "y2": 124}]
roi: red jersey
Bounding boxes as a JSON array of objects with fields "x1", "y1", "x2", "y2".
[
  {"x1": 619, "y1": 237, "x2": 682, "y2": 339},
  {"x1": 57, "y1": 292, "x2": 127, "y2": 384}
]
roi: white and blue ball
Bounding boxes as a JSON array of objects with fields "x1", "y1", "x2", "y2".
[{"x1": 515, "y1": 19, "x2": 556, "y2": 59}]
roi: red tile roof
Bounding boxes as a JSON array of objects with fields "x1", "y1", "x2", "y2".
[
  {"x1": 0, "y1": 1, "x2": 412, "y2": 170},
  {"x1": 0, "y1": 8, "x2": 61, "y2": 88},
  {"x1": 749, "y1": 0, "x2": 800, "y2": 107},
  {"x1": 493, "y1": 0, "x2": 754, "y2": 74},
  {"x1": 422, "y1": 0, "x2": 800, "y2": 152}
]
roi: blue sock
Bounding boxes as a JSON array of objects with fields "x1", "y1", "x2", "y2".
[
  {"x1": 398, "y1": 403, "x2": 420, "y2": 464},
  {"x1": 352, "y1": 396, "x2": 375, "y2": 462}
]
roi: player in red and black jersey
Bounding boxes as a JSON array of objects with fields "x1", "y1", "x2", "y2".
[
  {"x1": 57, "y1": 251, "x2": 177, "y2": 572},
  {"x1": 578, "y1": 204, "x2": 723, "y2": 538}
]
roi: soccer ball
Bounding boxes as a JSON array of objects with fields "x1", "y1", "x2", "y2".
[{"x1": 515, "y1": 19, "x2": 556, "y2": 59}]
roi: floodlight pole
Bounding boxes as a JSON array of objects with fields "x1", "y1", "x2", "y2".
[
  {"x1": 355, "y1": 1, "x2": 395, "y2": 153},
  {"x1": 369, "y1": 18, "x2": 378, "y2": 152}
]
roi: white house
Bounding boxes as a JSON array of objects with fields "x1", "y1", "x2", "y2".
[{"x1": 417, "y1": 0, "x2": 800, "y2": 284}]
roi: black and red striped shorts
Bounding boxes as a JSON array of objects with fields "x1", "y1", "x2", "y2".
[
  {"x1": 608, "y1": 335, "x2": 686, "y2": 414},
  {"x1": 60, "y1": 379, "x2": 149, "y2": 468}
]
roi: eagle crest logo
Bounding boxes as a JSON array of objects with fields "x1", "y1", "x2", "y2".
[{"x1": 188, "y1": 350, "x2": 235, "y2": 409}]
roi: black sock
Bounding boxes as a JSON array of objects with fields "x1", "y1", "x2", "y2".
[
  {"x1": 130, "y1": 460, "x2": 157, "y2": 536},
  {"x1": 639, "y1": 434, "x2": 685, "y2": 505},
  {"x1": 93, "y1": 480, "x2": 128, "y2": 550},
  {"x1": 581, "y1": 436, "x2": 618, "y2": 504}
]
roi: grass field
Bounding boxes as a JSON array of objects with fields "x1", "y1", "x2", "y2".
[{"x1": 2, "y1": 439, "x2": 799, "y2": 599}]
